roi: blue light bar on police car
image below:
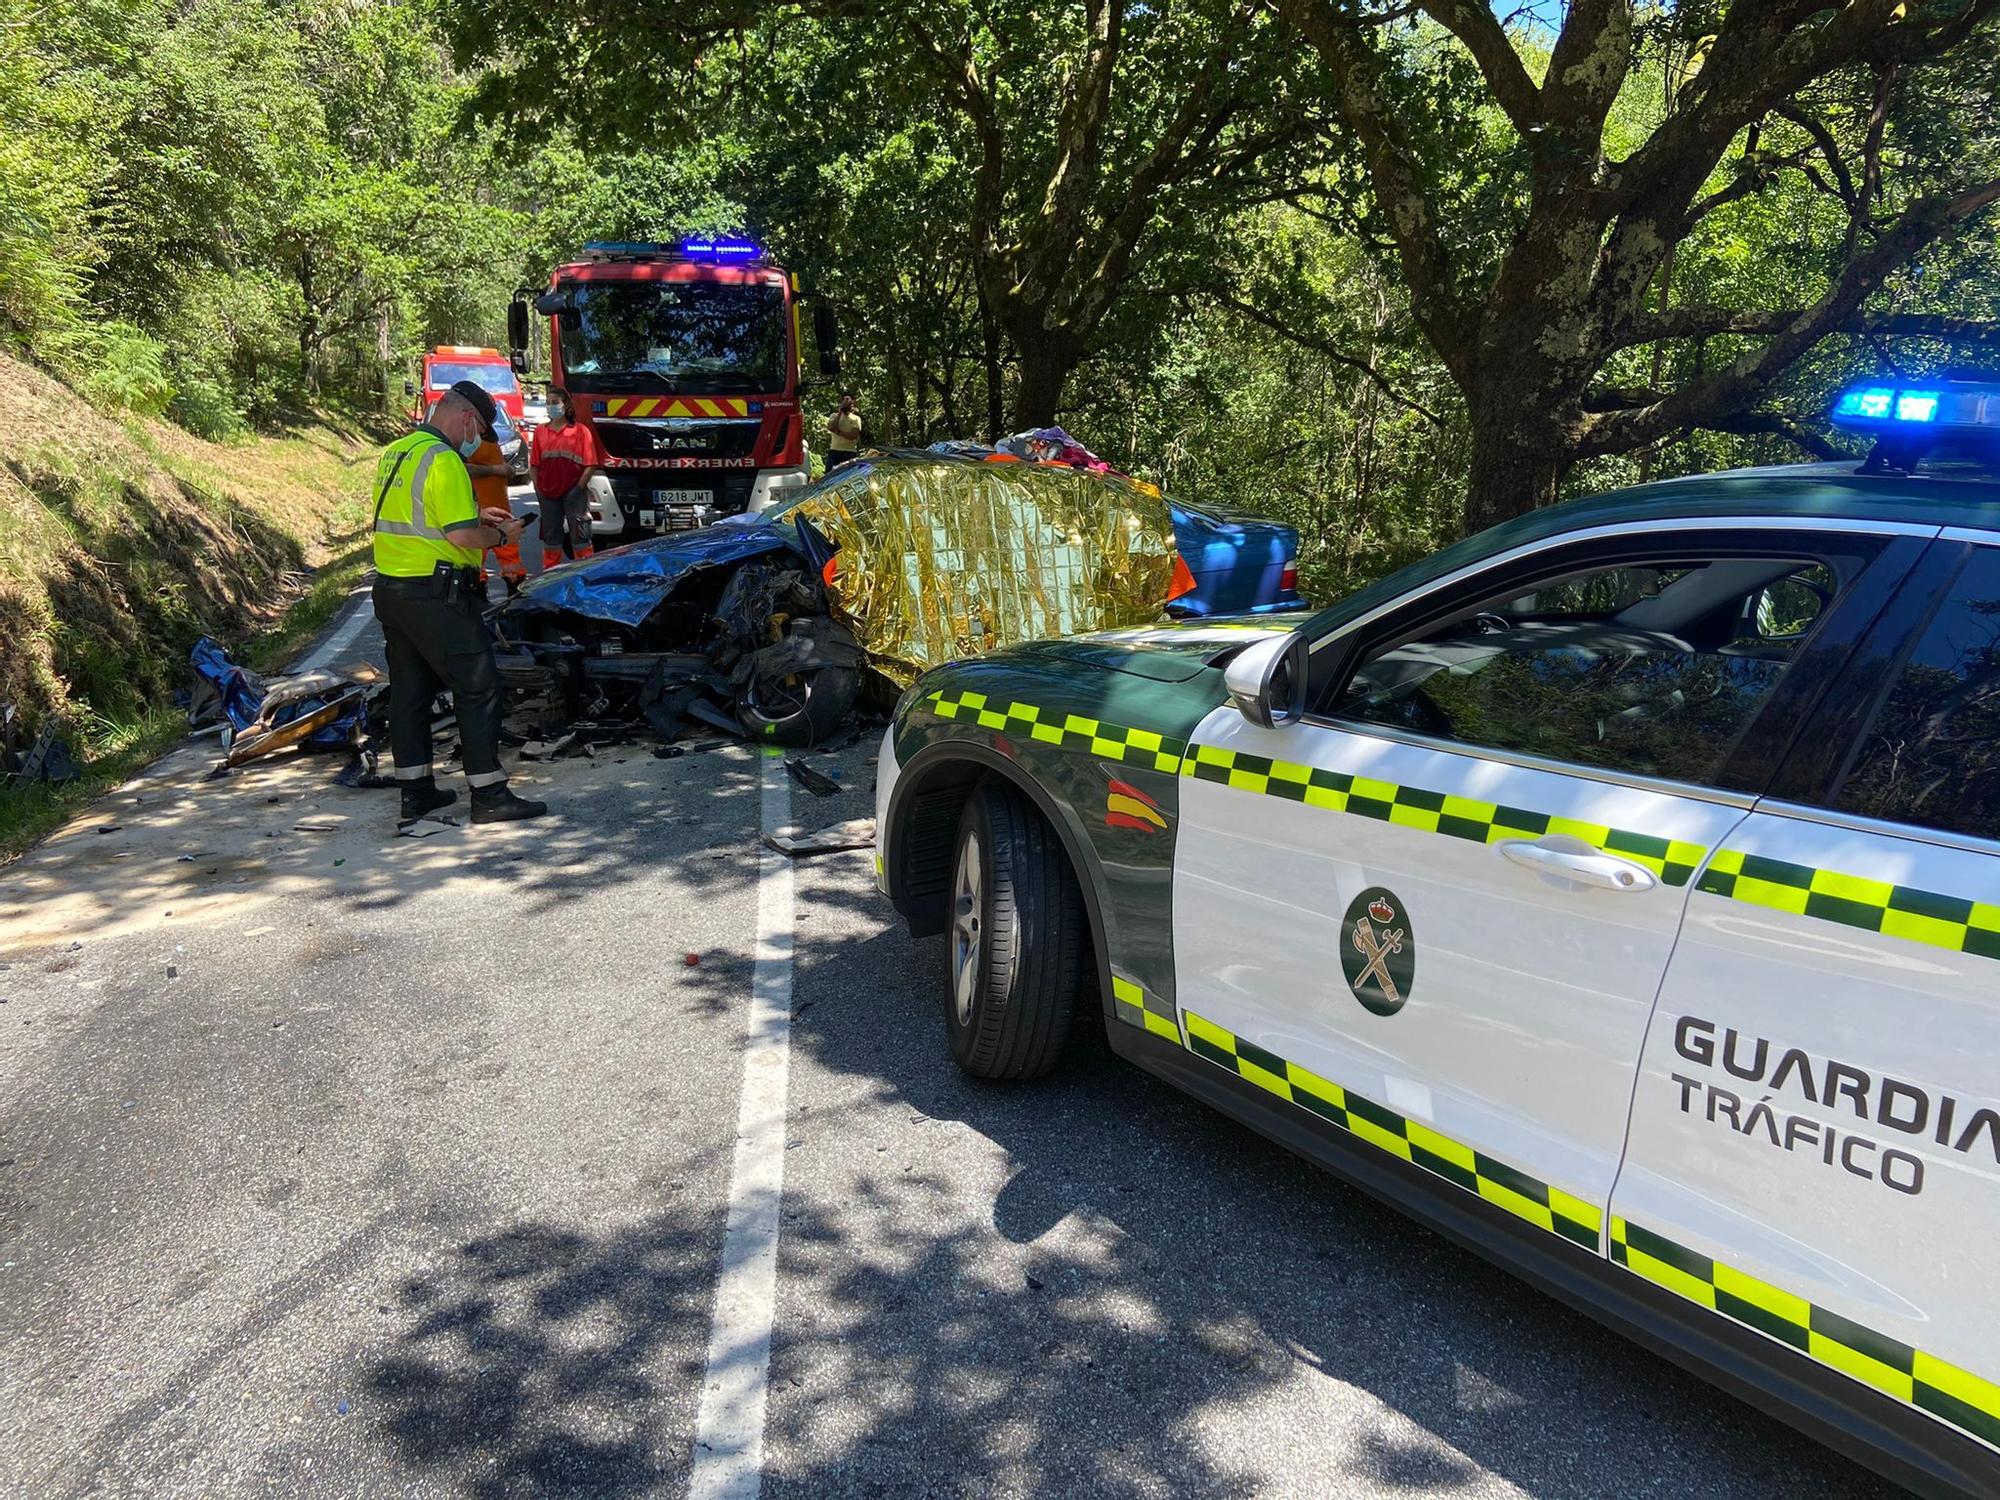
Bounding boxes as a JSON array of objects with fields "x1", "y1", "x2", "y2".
[
  {"x1": 1832, "y1": 378, "x2": 2000, "y2": 432},
  {"x1": 679, "y1": 236, "x2": 761, "y2": 261}
]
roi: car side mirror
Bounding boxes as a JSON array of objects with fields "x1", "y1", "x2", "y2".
[
  {"x1": 1223, "y1": 633, "x2": 1308, "y2": 730},
  {"x1": 533, "y1": 288, "x2": 569, "y2": 318},
  {"x1": 813, "y1": 303, "x2": 841, "y2": 377},
  {"x1": 402, "y1": 378, "x2": 416, "y2": 396},
  {"x1": 506, "y1": 299, "x2": 530, "y2": 363}
]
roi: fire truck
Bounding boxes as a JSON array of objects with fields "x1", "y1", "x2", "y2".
[
  {"x1": 409, "y1": 345, "x2": 525, "y2": 425},
  {"x1": 507, "y1": 238, "x2": 840, "y2": 541}
]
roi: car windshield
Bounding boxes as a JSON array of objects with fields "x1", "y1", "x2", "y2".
[
  {"x1": 558, "y1": 282, "x2": 786, "y2": 392},
  {"x1": 428, "y1": 361, "x2": 518, "y2": 394}
]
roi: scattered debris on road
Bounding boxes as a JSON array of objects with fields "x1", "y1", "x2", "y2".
[
  {"x1": 765, "y1": 818, "x2": 875, "y2": 857},
  {"x1": 397, "y1": 814, "x2": 458, "y2": 839},
  {"x1": 784, "y1": 758, "x2": 842, "y2": 798},
  {"x1": 190, "y1": 638, "x2": 379, "y2": 773}
]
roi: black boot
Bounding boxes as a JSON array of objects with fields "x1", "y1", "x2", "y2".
[
  {"x1": 399, "y1": 778, "x2": 457, "y2": 822},
  {"x1": 471, "y1": 783, "x2": 548, "y2": 824}
]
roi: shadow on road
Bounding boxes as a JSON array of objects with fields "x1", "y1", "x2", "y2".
[
  {"x1": 366, "y1": 1219, "x2": 716, "y2": 1498},
  {"x1": 352, "y1": 848, "x2": 1892, "y2": 1499}
]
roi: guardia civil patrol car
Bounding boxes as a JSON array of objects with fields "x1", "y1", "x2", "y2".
[{"x1": 875, "y1": 378, "x2": 2000, "y2": 1496}]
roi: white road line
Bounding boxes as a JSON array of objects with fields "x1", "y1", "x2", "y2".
[
  {"x1": 292, "y1": 586, "x2": 376, "y2": 674},
  {"x1": 690, "y1": 751, "x2": 795, "y2": 1500}
]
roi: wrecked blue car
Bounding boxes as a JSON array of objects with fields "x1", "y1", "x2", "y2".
[
  {"x1": 492, "y1": 449, "x2": 1306, "y2": 746},
  {"x1": 496, "y1": 512, "x2": 861, "y2": 747}
]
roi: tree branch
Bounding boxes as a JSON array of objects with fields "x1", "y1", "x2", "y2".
[
  {"x1": 1611, "y1": 307, "x2": 2000, "y2": 348},
  {"x1": 1412, "y1": 0, "x2": 1539, "y2": 132},
  {"x1": 1278, "y1": 0, "x2": 1471, "y2": 377},
  {"x1": 1204, "y1": 287, "x2": 1444, "y2": 426},
  {"x1": 1586, "y1": 386, "x2": 1848, "y2": 460},
  {"x1": 1699, "y1": 409, "x2": 1848, "y2": 461},
  {"x1": 1538, "y1": 0, "x2": 1633, "y2": 147},
  {"x1": 1018, "y1": 0, "x2": 1125, "y2": 304},
  {"x1": 1065, "y1": 4, "x2": 1253, "y2": 336},
  {"x1": 1583, "y1": 176, "x2": 2000, "y2": 455},
  {"x1": 1774, "y1": 103, "x2": 1856, "y2": 208}
]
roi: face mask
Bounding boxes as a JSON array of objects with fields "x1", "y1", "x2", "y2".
[{"x1": 459, "y1": 436, "x2": 481, "y2": 458}]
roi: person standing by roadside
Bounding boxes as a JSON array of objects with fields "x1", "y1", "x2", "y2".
[
  {"x1": 371, "y1": 380, "x2": 547, "y2": 825},
  {"x1": 528, "y1": 389, "x2": 602, "y2": 570},
  {"x1": 824, "y1": 391, "x2": 862, "y2": 472},
  {"x1": 466, "y1": 418, "x2": 517, "y2": 605}
]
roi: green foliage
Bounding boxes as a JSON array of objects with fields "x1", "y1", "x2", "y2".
[
  {"x1": 0, "y1": 0, "x2": 727, "y2": 428},
  {"x1": 3, "y1": 0, "x2": 1999, "y2": 606},
  {"x1": 54, "y1": 323, "x2": 177, "y2": 416},
  {"x1": 0, "y1": 0, "x2": 102, "y2": 346}
]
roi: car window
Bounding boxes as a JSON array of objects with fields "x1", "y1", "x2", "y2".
[
  {"x1": 1329, "y1": 556, "x2": 1836, "y2": 787},
  {"x1": 1831, "y1": 545, "x2": 2000, "y2": 842}
]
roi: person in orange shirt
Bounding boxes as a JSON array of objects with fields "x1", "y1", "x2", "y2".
[{"x1": 465, "y1": 419, "x2": 520, "y2": 604}]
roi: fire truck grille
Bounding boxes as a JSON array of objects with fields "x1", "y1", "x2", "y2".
[{"x1": 594, "y1": 418, "x2": 760, "y2": 461}]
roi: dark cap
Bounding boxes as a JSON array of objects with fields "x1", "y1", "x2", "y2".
[{"x1": 446, "y1": 380, "x2": 498, "y2": 439}]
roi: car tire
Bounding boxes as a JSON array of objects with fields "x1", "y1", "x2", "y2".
[
  {"x1": 733, "y1": 621, "x2": 861, "y2": 747},
  {"x1": 945, "y1": 782, "x2": 1087, "y2": 1080}
]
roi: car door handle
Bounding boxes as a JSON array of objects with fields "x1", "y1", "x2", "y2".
[{"x1": 1496, "y1": 839, "x2": 1659, "y2": 893}]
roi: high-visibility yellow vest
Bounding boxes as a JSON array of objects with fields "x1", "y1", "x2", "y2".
[{"x1": 372, "y1": 428, "x2": 481, "y2": 577}]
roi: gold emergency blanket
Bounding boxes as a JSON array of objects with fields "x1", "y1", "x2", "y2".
[{"x1": 788, "y1": 456, "x2": 1178, "y2": 683}]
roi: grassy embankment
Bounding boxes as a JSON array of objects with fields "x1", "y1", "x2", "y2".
[{"x1": 0, "y1": 351, "x2": 392, "y2": 858}]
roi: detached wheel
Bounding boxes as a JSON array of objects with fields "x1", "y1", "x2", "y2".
[
  {"x1": 733, "y1": 621, "x2": 860, "y2": 747},
  {"x1": 947, "y1": 782, "x2": 1087, "y2": 1079}
]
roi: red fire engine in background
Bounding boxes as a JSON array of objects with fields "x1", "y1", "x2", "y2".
[
  {"x1": 408, "y1": 345, "x2": 526, "y2": 425},
  {"x1": 507, "y1": 238, "x2": 840, "y2": 542}
]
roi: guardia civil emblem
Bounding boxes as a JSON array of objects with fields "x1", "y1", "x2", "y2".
[{"x1": 1340, "y1": 887, "x2": 1415, "y2": 1016}]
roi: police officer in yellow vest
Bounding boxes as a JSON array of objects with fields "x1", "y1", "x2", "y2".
[{"x1": 372, "y1": 381, "x2": 546, "y2": 824}]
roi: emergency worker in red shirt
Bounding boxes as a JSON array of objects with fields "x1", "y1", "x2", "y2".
[{"x1": 527, "y1": 389, "x2": 603, "y2": 569}]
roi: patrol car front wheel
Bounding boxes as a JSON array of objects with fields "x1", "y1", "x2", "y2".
[{"x1": 947, "y1": 783, "x2": 1087, "y2": 1080}]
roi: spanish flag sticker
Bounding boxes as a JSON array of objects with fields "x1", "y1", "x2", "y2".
[{"x1": 1105, "y1": 779, "x2": 1167, "y2": 833}]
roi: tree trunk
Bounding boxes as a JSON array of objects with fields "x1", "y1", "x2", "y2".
[
  {"x1": 375, "y1": 304, "x2": 393, "y2": 406},
  {"x1": 298, "y1": 249, "x2": 319, "y2": 397},
  {"x1": 1462, "y1": 406, "x2": 1574, "y2": 537},
  {"x1": 1456, "y1": 297, "x2": 1594, "y2": 535},
  {"x1": 1011, "y1": 340, "x2": 1070, "y2": 429},
  {"x1": 981, "y1": 296, "x2": 1004, "y2": 440}
]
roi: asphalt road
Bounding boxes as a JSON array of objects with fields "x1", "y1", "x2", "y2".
[{"x1": 0, "y1": 591, "x2": 1903, "y2": 1498}]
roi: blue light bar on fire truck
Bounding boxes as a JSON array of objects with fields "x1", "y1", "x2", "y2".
[
  {"x1": 1831, "y1": 378, "x2": 2000, "y2": 433},
  {"x1": 679, "y1": 236, "x2": 761, "y2": 262}
]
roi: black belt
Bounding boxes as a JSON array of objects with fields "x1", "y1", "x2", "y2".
[{"x1": 377, "y1": 563, "x2": 480, "y2": 598}]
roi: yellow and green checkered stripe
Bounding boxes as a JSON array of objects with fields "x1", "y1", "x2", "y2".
[
  {"x1": 1179, "y1": 744, "x2": 1709, "y2": 887},
  {"x1": 1613, "y1": 1218, "x2": 2000, "y2": 1451},
  {"x1": 1182, "y1": 1010, "x2": 1603, "y2": 1251},
  {"x1": 1111, "y1": 975, "x2": 1183, "y2": 1042},
  {"x1": 1697, "y1": 849, "x2": 2000, "y2": 963},
  {"x1": 925, "y1": 691, "x2": 1186, "y2": 773}
]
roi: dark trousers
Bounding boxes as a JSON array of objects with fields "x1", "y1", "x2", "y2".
[
  {"x1": 538, "y1": 481, "x2": 594, "y2": 560},
  {"x1": 372, "y1": 574, "x2": 507, "y2": 788}
]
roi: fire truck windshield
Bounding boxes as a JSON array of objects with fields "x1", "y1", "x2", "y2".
[
  {"x1": 427, "y1": 362, "x2": 519, "y2": 394},
  {"x1": 558, "y1": 282, "x2": 786, "y2": 392}
]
